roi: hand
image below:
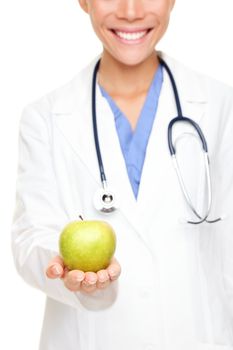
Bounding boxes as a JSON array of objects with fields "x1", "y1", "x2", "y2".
[{"x1": 46, "y1": 256, "x2": 121, "y2": 294}]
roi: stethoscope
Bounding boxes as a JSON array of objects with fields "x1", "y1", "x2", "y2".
[{"x1": 92, "y1": 57, "x2": 222, "y2": 224}]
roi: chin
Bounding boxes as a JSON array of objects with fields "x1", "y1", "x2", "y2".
[{"x1": 111, "y1": 52, "x2": 152, "y2": 67}]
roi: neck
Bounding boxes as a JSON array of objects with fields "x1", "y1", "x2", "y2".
[{"x1": 98, "y1": 50, "x2": 159, "y2": 98}]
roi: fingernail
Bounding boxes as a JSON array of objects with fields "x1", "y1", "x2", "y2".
[
  {"x1": 82, "y1": 281, "x2": 91, "y2": 287},
  {"x1": 108, "y1": 269, "x2": 117, "y2": 278},
  {"x1": 52, "y1": 265, "x2": 62, "y2": 276},
  {"x1": 83, "y1": 280, "x2": 96, "y2": 287},
  {"x1": 98, "y1": 273, "x2": 106, "y2": 283},
  {"x1": 76, "y1": 273, "x2": 84, "y2": 282},
  {"x1": 87, "y1": 278, "x2": 96, "y2": 285}
]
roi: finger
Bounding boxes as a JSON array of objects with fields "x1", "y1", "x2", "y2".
[
  {"x1": 46, "y1": 256, "x2": 64, "y2": 279},
  {"x1": 63, "y1": 270, "x2": 85, "y2": 292},
  {"x1": 107, "y1": 258, "x2": 121, "y2": 281},
  {"x1": 81, "y1": 272, "x2": 97, "y2": 294},
  {"x1": 96, "y1": 269, "x2": 110, "y2": 290},
  {"x1": 60, "y1": 266, "x2": 69, "y2": 279}
]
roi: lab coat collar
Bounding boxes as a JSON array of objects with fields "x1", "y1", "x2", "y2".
[
  {"x1": 52, "y1": 52, "x2": 207, "y2": 248},
  {"x1": 158, "y1": 51, "x2": 208, "y2": 103},
  {"x1": 51, "y1": 52, "x2": 208, "y2": 115}
]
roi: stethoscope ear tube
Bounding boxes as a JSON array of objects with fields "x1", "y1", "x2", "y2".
[
  {"x1": 172, "y1": 152, "x2": 210, "y2": 224},
  {"x1": 160, "y1": 56, "x2": 220, "y2": 224},
  {"x1": 168, "y1": 116, "x2": 221, "y2": 224}
]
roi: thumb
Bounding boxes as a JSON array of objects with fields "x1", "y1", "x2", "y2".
[{"x1": 46, "y1": 255, "x2": 64, "y2": 279}]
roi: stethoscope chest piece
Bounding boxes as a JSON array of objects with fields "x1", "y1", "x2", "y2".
[{"x1": 93, "y1": 186, "x2": 118, "y2": 213}]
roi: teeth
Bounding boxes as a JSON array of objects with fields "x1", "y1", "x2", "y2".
[{"x1": 115, "y1": 30, "x2": 147, "y2": 41}]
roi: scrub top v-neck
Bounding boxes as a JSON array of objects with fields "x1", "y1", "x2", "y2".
[{"x1": 99, "y1": 64, "x2": 163, "y2": 199}]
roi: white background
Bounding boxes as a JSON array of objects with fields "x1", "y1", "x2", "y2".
[{"x1": 1, "y1": 0, "x2": 233, "y2": 348}]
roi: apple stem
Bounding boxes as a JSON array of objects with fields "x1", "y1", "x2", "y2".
[{"x1": 79, "y1": 215, "x2": 84, "y2": 221}]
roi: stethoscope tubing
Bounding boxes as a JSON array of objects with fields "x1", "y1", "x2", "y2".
[
  {"x1": 92, "y1": 59, "x2": 106, "y2": 184},
  {"x1": 167, "y1": 116, "x2": 208, "y2": 155},
  {"x1": 92, "y1": 56, "x2": 221, "y2": 223},
  {"x1": 158, "y1": 58, "x2": 208, "y2": 155}
]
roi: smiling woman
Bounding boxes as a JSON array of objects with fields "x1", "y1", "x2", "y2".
[{"x1": 11, "y1": 0, "x2": 233, "y2": 349}]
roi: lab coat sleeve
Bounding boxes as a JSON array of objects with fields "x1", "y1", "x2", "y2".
[
  {"x1": 217, "y1": 90, "x2": 233, "y2": 320},
  {"x1": 11, "y1": 98, "x2": 117, "y2": 311}
]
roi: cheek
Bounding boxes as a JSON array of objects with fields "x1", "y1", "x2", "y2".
[
  {"x1": 91, "y1": 0, "x2": 114, "y2": 17},
  {"x1": 89, "y1": 11, "x2": 103, "y2": 36},
  {"x1": 89, "y1": 14, "x2": 109, "y2": 45},
  {"x1": 149, "y1": 0, "x2": 173, "y2": 20},
  {"x1": 89, "y1": 4, "x2": 110, "y2": 33},
  {"x1": 153, "y1": 6, "x2": 173, "y2": 32}
]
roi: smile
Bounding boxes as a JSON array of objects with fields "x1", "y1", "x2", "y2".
[
  {"x1": 115, "y1": 30, "x2": 147, "y2": 40},
  {"x1": 111, "y1": 28, "x2": 152, "y2": 43}
]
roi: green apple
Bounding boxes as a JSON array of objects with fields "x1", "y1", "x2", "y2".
[{"x1": 59, "y1": 220, "x2": 116, "y2": 272}]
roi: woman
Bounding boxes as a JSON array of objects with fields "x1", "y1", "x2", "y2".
[{"x1": 12, "y1": 0, "x2": 233, "y2": 349}]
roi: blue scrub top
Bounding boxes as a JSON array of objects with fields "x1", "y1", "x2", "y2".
[{"x1": 99, "y1": 64, "x2": 163, "y2": 199}]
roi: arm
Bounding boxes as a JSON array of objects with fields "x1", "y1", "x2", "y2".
[{"x1": 11, "y1": 99, "x2": 120, "y2": 310}]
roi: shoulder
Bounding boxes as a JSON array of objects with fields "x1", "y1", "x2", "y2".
[
  {"x1": 21, "y1": 55, "x2": 100, "y2": 118},
  {"x1": 160, "y1": 51, "x2": 233, "y2": 102},
  {"x1": 159, "y1": 52, "x2": 233, "y2": 131}
]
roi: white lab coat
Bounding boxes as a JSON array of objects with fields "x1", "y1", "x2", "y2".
[{"x1": 12, "y1": 52, "x2": 233, "y2": 350}]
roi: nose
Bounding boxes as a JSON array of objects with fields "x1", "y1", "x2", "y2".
[{"x1": 116, "y1": 0, "x2": 145, "y2": 21}]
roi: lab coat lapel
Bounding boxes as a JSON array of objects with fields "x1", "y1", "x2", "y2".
[
  {"x1": 136, "y1": 54, "x2": 208, "y2": 230},
  {"x1": 52, "y1": 59, "x2": 101, "y2": 187},
  {"x1": 96, "y1": 84, "x2": 148, "y2": 238},
  {"x1": 52, "y1": 58, "x2": 148, "y2": 244}
]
